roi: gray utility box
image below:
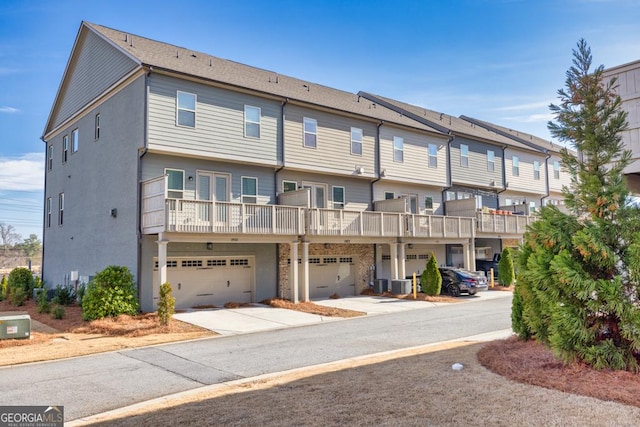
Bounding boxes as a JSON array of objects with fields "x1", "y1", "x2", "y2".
[
  {"x1": 373, "y1": 279, "x2": 388, "y2": 293},
  {"x1": 391, "y1": 279, "x2": 412, "y2": 294},
  {"x1": 0, "y1": 314, "x2": 31, "y2": 340}
]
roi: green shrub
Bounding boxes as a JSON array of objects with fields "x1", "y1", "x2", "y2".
[
  {"x1": 0, "y1": 275, "x2": 7, "y2": 301},
  {"x1": 157, "y1": 282, "x2": 176, "y2": 326},
  {"x1": 37, "y1": 289, "x2": 51, "y2": 314},
  {"x1": 82, "y1": 265, "x2": 139, "y2": 321},
  {"x1": 53, "y1": 285, "x2": 76, "y2": 306},
  {"x1": 77, "y1": 283, "x2": 86, "y2": 306},
  {"x1": 421, "y1": 253, "x2": 442, "y2": 296},
  {"x1": 9, "y1": 287, "x2": 27, "y2": 306},
  {"x1": 52, "y1": 306, "x2": 65, "y2": 320},
  {"x1": 8, "y1": 267, "x2": 35, "y2": 300},
  {"x1": 498, "y1": 247, "x2": 515, "y2": 286}
]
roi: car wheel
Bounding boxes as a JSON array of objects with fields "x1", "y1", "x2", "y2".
[
  {"x1": 448, "y1": 284, "x2": 460, "y2": 297},
  {"x1": 469, "y1": 291, "x2": 477, "y2": 296}
]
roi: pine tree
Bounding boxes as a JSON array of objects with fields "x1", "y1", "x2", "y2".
[
  {"x1": 421, "y1": 253, "x2": 442, "y2": 296},
  {"x1": 498, "y1": 247, "x2": 515, "y2": 287},
  {"x1": 514, "y1": 39, "x2": 640, "y2": 371},
  {"x1": 158, "y1": 282, "x2": 176, "y2": 326}
]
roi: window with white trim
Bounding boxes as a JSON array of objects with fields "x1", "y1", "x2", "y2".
[
  {"x1": 58, "y1": 193, "x2": 64, "y2": 226},
  {"x1": 425, "y1": 196, "x2": 433, "y2": 211},
  {"x1": 332, "y1": 186, "x2": 345, "y2": 209},
  {"x1": 393, "y1": 136, "x2": 403, "y2": 162},
  {"x1": 62, "y1": 135, "x2": 68, "y2": 163},
  {"x1": 47, "y1": 145, "x2": 53, "y2": 171},
  {"x1": 282, "y1": 181, "x2": 297, "y2": 193},
  {"x1": 384, "y1": 191, "x2": 394, "y2": 200},
  {"x1": 176, "y1": 91, "x2": 196, "y2": 127},
  {"x1": 71, "y1": 128, "x2": 79, "y2": 153},
  {"x1": 165, "y1": 169, "x2": 184, "y2": 199},
  {"x1": 554, "y1": 160, "x2": 560, "y2": 179},
  {"x1": 487, "y1": 150, "x2": 495, "y2": 172},
  {"x1": 533, "y1": 160, "x2": 540, "y2": 180},
  {"x1": 244, "y1": 105, "x2": 260, "y2": 138},
  {"x1": 303, "y1": 117, "x2": 317, "y2": 148},
  {"x1": 428, "y1": 144, "x2": 437, "y2": 168},
  {"x1": 460, "y1": 144, "x2": 469, "y2": 167},
  {"x1": 242, "y1": 176, "x2": 258, "y2": 204},
  {"x1": 46, "y1": 197, "x2": 52, "y2": 228},
  {"x1": 351, "y1": 127, "x2": 362, "y2": 155},
  {"x1": 94, "y1": 113, "x2": 100, "y2": 140},
  {"x1": 512, "y1": 155, "x2": 519, "y2": 176}
]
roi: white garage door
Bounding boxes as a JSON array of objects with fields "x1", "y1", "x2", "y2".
[
  {"x1": 153, "y1": 256, "x2": 253, "y2": 309},
  {"x1": 309, "y1": 256, "x2": 356, "y2": 299}
]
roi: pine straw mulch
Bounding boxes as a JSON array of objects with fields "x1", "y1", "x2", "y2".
[
  {"x1": 361, "y1": 286, "x2": 461, "y2": 302},
  {"x1": 261, "y1": 298, "x2": 366, "y2": 318},
  {"x1": 478, "y1": 336, "x2": 640, "y2": 408}
]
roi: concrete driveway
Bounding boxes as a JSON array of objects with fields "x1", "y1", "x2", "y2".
[{"x1": 174, "y1": 291, "x2": 510, "y2": 335}]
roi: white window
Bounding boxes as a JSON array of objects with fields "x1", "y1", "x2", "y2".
[
  {"x1": 303, "y1": 117, "x2": 317, "y2": 148},
  {"x1": 176, "y1": 91, "x2": 196, "y2": 127},
  {"x1": 404, "y1": 194, "x2": 418, "y2": 213},
  {"x1": 62, "y1": 135, "x2": 68, "y2": 163},
  {"x1": 487, "y1": 150, "x2": 495, "y2": 172},
  {"x1": 534, "y1": 160, "x2": 540, "y2": 180},
  {"x1": 94, "y1": 113, "x2": 100, "y2": 140},
  {"x1": 351, "y1": 127, "x2": 362, "y2": 155},
  {"x1": 242, "y1": 176, "x2": 258, "y2": 204},
  {"x1": 165, "y1": 169, "x2": 184, "y2": 199},
  {"x1": 460, "y1": 144, "x2": 469, "y2": 167},
  {"x1": 332, "y1": 186, "x2": 345, "y2": 209},
  {"x1": 529, "y1": 201, "x2": 536, "y2": 212},
  {"x1": 445, "y1": 191, "x2": 456, "y2": 201},
  {"x1": 554, "y1": 160, "x2": 560, "y2": 179},
  {"x1": 71, "y1": 128, "x2": 79, "y2": 153},
  {"x1": 384, "y1": 192, "x2": 394, "y2": 200},
  {"x1": 47, "y1": 145, "x2": 53, "y2": 171},
  {"x1": 244, "y1": 105, "x2": 260, "y2": 138},
  {"x1": 393, "y1": 136, "x2": 403, "y2": 162},
  {"x1": 282, "y1": 181, "x2": 297, "y2": 193},
  {"x1": 424, "y1": 196, "x2": 433, "y2": 211},
  {"x1": 428, "y1": 144, "x2": 437, "y2": 168},
  {"x1": 58, "y1": 193, "x2": 64, "y2": 226},
  {"x1": 46, "y1": 197, "x2": 52, "y2": 228},
  {"x1": 512, "y1": 156, "x2": 519, "y2": 177}
]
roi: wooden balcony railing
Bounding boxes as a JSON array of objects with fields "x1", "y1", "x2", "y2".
[
  {"x1": 476, "y1": 212, "x2": 536, "y2": 234},
  {"x1": 406, "y1": 215, "x2": 475, "y2": 238},
  {"x1": 306, "y1": 209, "x2": 405, "y2": 237}
]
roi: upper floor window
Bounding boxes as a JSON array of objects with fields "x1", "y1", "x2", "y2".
[
  {"x1": 487, "y1": 150, "x2": 495, "y2": 172},
  {"x1": 428, "y1": 144, "x2": 438, "y2": 168},
  {"x1": 71, "y1": 128, "x2": 79, "y2": 153},
  {"x1": 384, "y1": 192, "x2": 395, "y2": 200},
  {"x1": 176, "y1": 91, "x2": 196, "y2": 127},
  {"x1": 425, "y1": 196, "x2": 434, "y2": 211},
  {"x1": 393, "y1": 136, "x2": 403, "y2": 162},
  {"x1": 242, "y1": 176, "x2": 258, "y2": 204},
  {"x1": 244, "y1": 105, "x2": 261, "y2": 138},
  {"x1": 94, "y1": 113, "x2": 101, "y2": 140},
  {"x1": 351, "y1": 127, "x2": 362, "y2": 155},
  {"x1": 165, "y1": 168, "x2": 184, "y2": 199},
  {"x1": 47, "y1": 145, "x2": 53, "y2": 171},
  {"x1": 58, "y1": 193, "x2": 64, "y2": 226},
  {"x1": 512, "y1": 156, "x2": 519, "y2": 177},
  {"x1": 62, "y1": 135, "x2": 69, "y2": 164},
  {"x1": 460, "y1": 144, "x2": 469, "y2": 167},
  {"x1": 554, "y1": 160, "x2": 560, "y2": 179},
  {"x1": 46, "y1": 197, "x2": 52, "y2": 228},
  {"x1": 333, "y1": 186, "x2": 345, "y2": 209},
  {"x1": 303, "y1": 117, "x2": 317, "y2": 148},
  {"x1": 282, "y1": 181, "x2": 297, "y2": 193},
  {"x1": 533, "y1": 160, "x2": 540, "y2": 180}
]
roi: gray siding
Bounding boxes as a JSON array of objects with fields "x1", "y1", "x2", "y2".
[
  {"x1": 372, "y1": 183, "x2": 444, "y2": 215},
  {"x1": 50, "y1": 29, "x2": 138, "y2": 130},
  {"x1": 548, "y1": 153, "x2": 571, "y2": 193},
  {"x1": 147, "y1": 74, "x2": 280, "y2": 165},
  {"x1": 450, "y1": 137, "x2": 503, "y2": 189},
  {"x1": 278, "y1": 170, "x2": 370, "y2": 210},
  {"x1": 505, "y1": 148, "x2": 547, "y2": 195},
  {"x1": 283, "y1": 104, "x2": 376, "y2": 177},
  {"x1": 142, "y1": 153, "x2": 277, "y2": 204},
  {"x1": 43, "y1": 76, "x2": 145, "y2": 288},
  {"x1": 379, "y1": 125, "x2": 448, "y2": 186}
]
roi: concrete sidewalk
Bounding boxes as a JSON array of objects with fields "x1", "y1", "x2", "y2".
[{"x1": 174, "y1": 291, "x2": 512, "y2": 336}]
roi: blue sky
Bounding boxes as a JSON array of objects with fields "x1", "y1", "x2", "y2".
[{"x1": 1, "y1": 0, "x2": 640, "y2": 241}]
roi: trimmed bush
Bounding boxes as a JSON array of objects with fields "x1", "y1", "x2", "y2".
[
  {"x1": 9, "y1": 287, "x2": 27, "y2": 306},
  {"x1": 498, "y1": 247, "x2": 515, "y2": 286},
  {"x1": 421, "y1": 253, "x2": 442, "y2": 296},
  {"x1": 8, "y1": 267, "x2": 35, "y2": 301},
  {"x1": 157, "y1": 282, "x2": 176, "y2": 326},
  {"x1": 0, "y1": 275, "x2": 7, "y2": 301},
  {"x1": 82, "y1": 266, "x2": 139, "y2": 321},
  {"x1": 37, "y1": 289, "x2": 51, "y2": 314},
  {"x1": 52, "y1": 306, "x2": 65, "y2": 320},
  {"x1": 53, "y1": 284, "x2": 76, "y2": 306}
]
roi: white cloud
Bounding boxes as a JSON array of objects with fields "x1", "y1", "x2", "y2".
[
  {"x1": 503, "y1": 113, "x2": 555, "y2": 123},
  {"x1": 493, "y1": 101, "x2": 553, "y2": 112},
  {"x1": 0, "y1": 153, "x2": 45, "y2": 192},
  {"x1": 0, "y1": 106, "x2": 20, "y2": 113}
]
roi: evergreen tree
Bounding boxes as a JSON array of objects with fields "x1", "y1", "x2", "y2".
[
  {"x1": 498, "y1": 247, "x2": 515, "y2": 287},
  {"x1": 514, "y1": 39, "x2": 640, "y2": 371},
  {"x1": 421, "y1": 253, "x2": 442, "y2": 296}
]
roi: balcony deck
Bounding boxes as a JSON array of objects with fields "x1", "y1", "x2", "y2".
[{"x1": 476, "y1": 212, "x2": 535, "y2": 234}]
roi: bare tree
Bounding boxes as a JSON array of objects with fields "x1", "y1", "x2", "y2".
[{"x1": 0, "y1": 223, "x2": 22, "y2": 255}]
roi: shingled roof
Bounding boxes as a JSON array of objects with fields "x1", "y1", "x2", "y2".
[{"x1": 85, "y1": 22, "x2": 447, "y2": 137}]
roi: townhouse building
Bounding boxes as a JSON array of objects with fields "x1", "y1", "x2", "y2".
[{"x1": 42, "y1": 22, "x2": 566, "y2": 312}]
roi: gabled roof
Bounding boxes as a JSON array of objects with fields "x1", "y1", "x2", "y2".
[
  {"x1": 82, "y1": 22, "x2": 447, "y2": 137},
  {"x1": 358, "y1": 92, "x2": 539, "y2": 152}
]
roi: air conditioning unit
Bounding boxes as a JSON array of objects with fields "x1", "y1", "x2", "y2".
[{"x1": 0, "y1": 314, "x2": 31, "y2": 340}]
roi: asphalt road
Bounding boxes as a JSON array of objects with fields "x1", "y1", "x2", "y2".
[{"x1": 0, "y1": 293, "x2": 512, "y2": 421}]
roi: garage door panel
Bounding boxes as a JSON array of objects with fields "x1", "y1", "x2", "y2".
[{"x1": 309, "y1": 256, "x2": 356, "y2": 299}]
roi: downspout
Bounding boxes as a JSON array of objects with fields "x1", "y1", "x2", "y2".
[
  {"x1": 275, "y1": 98, "x2": 288, "y2": 298},
  {"x1": 136, "y1": 67, "x2": 151, "y2": 307},
  {"x1": 39, "y1": 136, "x2": 48, "y2": 281},
  {"x1": 498, "y1": 144, "x2": 508, "y2": 205},
  {"x1": 441, "y1": 135, "x2": 455, "y2": 215},
  {"x1": 540, "y1": 154, "x2": 552, "y2": 206},
  {"x1": 371, "y1": 121, "x2": 384, "y2": 280}
]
